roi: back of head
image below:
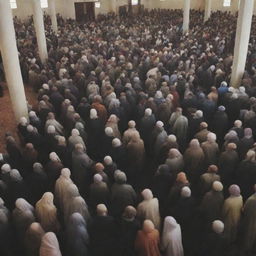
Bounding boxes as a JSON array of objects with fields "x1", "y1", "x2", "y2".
[
  {"x1": 143, "y1": 220, "x2": 155, "y2": 233},
  {"x1": 114, "y1": 170, "x2": 127, "y2": 184},
  {"x1": 123, "y1": 206, "x2": 137, "y2": 220},
  {"x1": 212, "y1": 220, "x2": 224, "y2": 234},
  {"x1": 212, "y1": 181, "x2": 223, "y2": 192},
  {"x1": 96, "y1": 204, "x2": 108, "y2": 216},
  {"x1": 181, "y1": 186, "x2": 191, "y2": 198},
  {"x1": 142, "y1": 189, "x2": 153, "y2": 200}
]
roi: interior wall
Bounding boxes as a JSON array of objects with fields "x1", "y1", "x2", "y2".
[{"x1": 11, "y1": 0, "x2": 256, "y2": 21}]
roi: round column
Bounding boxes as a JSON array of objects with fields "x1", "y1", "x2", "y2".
[
  {"x1": 0, "y1": 0, "x2": 28, "y2": 122},
  {"x1": 31, "y1": 0, "x2": 48, "y2": 63},
  {"x1": 183, "y1": 0, "x2": 190, "y2": 34},
  {"x1": 48, "y1": 0, "x2": 58, "y2": 34}
]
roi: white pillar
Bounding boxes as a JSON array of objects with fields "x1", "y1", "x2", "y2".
[
  {"x1": 48, "y1": 0, "x2": 58, "y2": 34},
  {"x1": 31, "y1": 0, "x2": 48, "y2": 63},
  {"x1": 204, "y1": 0, "x2": 212, "y2": 22},
  {"x1": 230, "y1": 0, "x2": 254, "y2": 88},
  {"x1": 183, "y1": 0, "x2": 190, "y2": 34},
  {"x1": 0, "y1": 0, "x2": 28, "y2": 122}
]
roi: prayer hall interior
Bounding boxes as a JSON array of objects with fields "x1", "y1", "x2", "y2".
[{"x1": 1, "y1": 0, "x2": 256, "y2": 255}]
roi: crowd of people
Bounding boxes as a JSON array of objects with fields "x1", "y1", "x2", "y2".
[{"x1": 1, "y1": 8, "x2": 256, "y2": 256}]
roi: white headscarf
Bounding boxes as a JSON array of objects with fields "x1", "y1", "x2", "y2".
[
  {"x1": 39, "y1": 232, "x2": 62, "y2": 256},
  {"x1": 161, "y1": 216, "x2": 184, "y2": 256},
  {"x1": 36, "y1": 192, "x2": 59, "y2": 233}
]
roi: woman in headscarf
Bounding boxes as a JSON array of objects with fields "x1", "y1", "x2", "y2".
[
  {"x1": 89, "y1": 204, "x2": 118, "y2": 256},
  {"x1": 39, "y1": 232, "x2": 62, "y2": 256},
  {"x1": 238, "y1": 128, "x2": 254, "y2": 160},
  {"x1": 137, "y1": 189, "x2": 161, "y2": 230},
  {"x1": 54, "y1": 168, "x2": 73, "y2": 210},
  {"x1": 161, "y1": 216, "x2": 184, "y2": 256},
  {"x1": 236, "y1": 150, "x2": 256, "y2": 200},
  {"x1": 45, "y1": 112, "x2": 64, "y2": 136},
  {"x1": 165, "y1": 148, "x2": 184, "y2": 174},
  {"x1": 111, "y1": 171, "x2": 137, "y2": 217},
  {"x1": 65, "y1": 213, "x2": 89, "y2": 256},
  {"x1": 68, "y1": 128, "x2": 85, "y2": 152},
  {"x1": 135, "y1": 220, "x2": 161, "y2": 256},
  {"x1": 62, "y1": 183, "x2": 80, "y2": 223},
  {"x1": 45, "y1": 152, "x2": 64, "y2": 192},
  {"x1": 24, "y1": 222, "x2": 45, "y2": 256},
  {"x1": 27, "y1": 163, "x2": 48, "y2": 205},
  {"x1": 222, "y1": 185, "x2": 243, "y2": 243},
  {"x1": 12, "y1": 198, "x2": 35, "y2": 240},
  {"x1": 200, "y1": 220, "x2": 227, "y2": 256},
  {"x1": 106, "y1": 114, "x2": 121, "y2": 139},
  {"x1": 200, "y1": 165, "x2": 221, "y2": 196},
  {"x1": 66, "y1": 196, "x2": 91, "y2": 224},
  {"x1": 166, "y1": 172, "x2": 190, "y2": 212},
  {"x1": 200, "y1": 181, "x2": 224, "y2": 226},
  {"x1": 118, "y1": 206, "x2": 141, "y2": 256},
  {"x1": 22, "y1": 143, "x2": 38, "y2": 172},
  {"x1": 201, "y1": 132, "x2": 219, "y2": 166},
  {"x1": 35, "y1": 192, "x2": 59, "y2": 233},
  {"x1": 184, "y1": 139, "x2": 205, "y2": 186},
  {"x1": 89, "y1": 173, "x2": 110, "y2": 210}
]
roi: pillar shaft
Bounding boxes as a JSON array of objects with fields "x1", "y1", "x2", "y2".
[
  {"x1": 183, "y1": 0, "x2": 190, "y2": 34},
  {"x1": 230, "y1": 0, "x2": 254, "y2": 88},
  {"x1": 31, "y1": 0, "x2": 48, "y2": 63},
  {"x1": 204, "y1": 0, "x2": 212, "y2": 22},
  {"x1": 48, "y1": 0, "x2": 58, "y2": 34},
  {"x1": 0, "y1": 0, "x2": 28, "y2": 122}
]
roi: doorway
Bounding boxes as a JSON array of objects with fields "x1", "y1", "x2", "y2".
[{"x1": 74, "y1": 2, "x2": 95, "y2": 23}]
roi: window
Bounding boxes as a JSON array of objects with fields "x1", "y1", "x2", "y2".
[
  {"x1": 132, "y1": 0, "x2": 138, "y2": 5},
  {"x1": 10, "y1": 0, "x2": 17, "y2": 9},
  {"x1": 95, "y1": 2, "x2": 101, "y2": 8},
  {"x1": 40, "y1": 0, "x2": 48, "y2": 8},
  {"x1": 223, "y1": 0, "x2": 231, "y2": 7}
]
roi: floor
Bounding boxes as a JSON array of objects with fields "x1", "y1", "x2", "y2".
[{"x1": 0, "y1": 82, "x2": 37, "y2": 153}]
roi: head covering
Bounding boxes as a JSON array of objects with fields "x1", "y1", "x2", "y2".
[
  {"x1": 195, "y1": 110, "x2": 203, "y2": 118},
  {"x1": 112, "y1": 138, "x2": 121, "y2": 147},
  {"x1": 105, "y1": 127, "x2": 114, "y2": 136},
  {"x1": 49, "y1": 152, "x2": 61, "y2": 162},
  {"x1": 176, "y1": 172, "x2": 188, "y2": 183},
  {"x1": 128, "y1": 120, "x2": 136, "y2": 128},
  {"x1": 143, "y1": 220, "x2": 155, "y2": 233},
  {"x1": 71, "y1": 129, "x2": 80, "y2": 136},
  {"x1": 27, "y1": 125, "x2": 34, "y2": 132},
  {"x1": 47, "y1": 125, "x2": 56, "y2": 134},
  {"x1": 145, "y1": 108, "x2": 152, "y2": 117},
  {"x1": 244, "y1": 128, "x2": 252, "y2": 138},
  {"x1": 123, "y1": 206, "x2": 137, "y2": 220},
  {"x1": 10, "y1": 169, "x2": 23, "y2": 181},
  {"x1": 142, "y1": 189, "x2": 153, "y2": 200},
  {"x1": 39, "y1": 232, "x2": 62, "y2": 256},
  {"x1": 15, "y1": 198, "x2": 34, "y2": 212},
  {"x1": 246, "y1": 150, "x2": 256, "y2": 161},
  {"x1": 156, "y1": 121, "x2": 164, "y2": 128},
  {"x1": 94, "y1": 174, "x2": 103, "y2": 183},
  {"x1": 168, "y1": 134, "x2": 177, "y2": 142},
  {"x1": 20, "y1": 117, "x2": 28, "y2": 126},
  {"x1": 229, "y1": 184, "x2": 241, "y2": 197},
  {"x1": 104, "y1": 156, "x2": 113, "y2": 165},
  {"x1": 181, "y1": 186, "x2": 191, "y2": 198},
  {"x1": 33, "y1": 163, "x2": 44, "y2": 174},
  {"x1": 61, "y1": 168, "x2": 71, "y2": 178},
  {"x1": 90, "y1": 109, "x2": 98, "y2": 119},
  {"x1": 207, "y1": 132, "x2": 216, "y2": 142},
  {"x1": 1, "y1": 164, "x2": 11, "y2": 174},
  {"x1": 218, "y1": 105, "x2": 226, "y2": 111},
  {"x1": 114, "y1": 170, "x2": 127, "y2": 184},
  {"x1": 189, "y1": 139, "x2": 200, "y2": 148},
  {"x1": 212, "y1": 181, "x2": 223, "y2": 192},
  {"x1": 95, "y1": 163, "x2": 104, "y2": 172},
  {"x1": 212, "y1": 220, "x2": 224, "y2": 234},
  {"x1": 234, "y1": 120, "x2": 242, "y2": 128},
  {"x1": 96, "y1": 204, "x2": 108, "y2": 216},
  {"x1": 208, "y1": 165, "x2": 218, "y2": 173}
]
